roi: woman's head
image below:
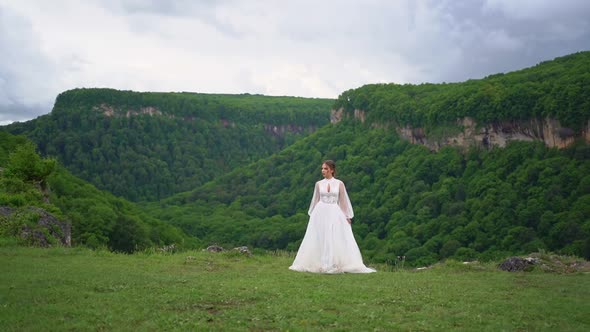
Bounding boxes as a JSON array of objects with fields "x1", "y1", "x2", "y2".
[{"x1": 321, "y1": 160, "x2": 336, "y2": 178}]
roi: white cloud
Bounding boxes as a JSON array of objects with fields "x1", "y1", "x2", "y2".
[
  {"x1": 0, "y1": 0, "x2": 589, "y2": 124},
  {"x1": 484, "y1": 0, "x2": 590, "y2": 20},
  {"x1": 0, "y1": 5, "x2": 58, "y2": 105}
]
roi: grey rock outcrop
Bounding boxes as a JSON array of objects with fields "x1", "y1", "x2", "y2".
[
  {"x1": 331, "y1": 108, "x2": 590, "y2": 151},
  {"x1": 205, "y1": 245, "x2": 224, "y2": 252},
  {"x1": 498, "y1": 256, "x2": 539, "y2": 272},
  {"x1": 233, "y1": 246, "x2": 252, "y2": 256},
  {"x1": 0, "y1": 206, "x2": 71, "y2": 247}
]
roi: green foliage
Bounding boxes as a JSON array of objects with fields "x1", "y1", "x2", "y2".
[
  {"x1": 2, "y1": 52, "x2": 589, "y2": 265},
  {"x1": 333, "y1": 51, "x2": 590, "y2": 130},
  {"x1": 4, "y1": 141, "x2": 56, "y2": 186},
  {"x1": 46, "y1": 165, "x2": 199, "y2": 252},
  {"x1": 2, "y1": 89, "x2": 332, "y2": 201},
  {"x1": 0, "y1": 210, "x2": 33, "y2": 239},
  {"x1": 0, "y1": 209, "x2": 61, "y2": 246},
  {"x1": 0, "y1": 134, "x2": 54, "y2": 208},
  {"x1": 0, "y1": 132, "x2": 199, "y2": 253},
  {"x1": 147, "y1": 119, "x2": 590, "y2": 265},
  {"x1": 0, "y1": 132, "x2": 29, "y2": 165}
]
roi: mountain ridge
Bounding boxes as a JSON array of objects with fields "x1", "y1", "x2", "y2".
[
  {"x1": 1, "y1": 51, "x2": 589, "y2": 263},
  {"x1": 144, "y1": 51, "x2": 590, "y2": 263},
  {"x1": 331, "y1": 111, "x2": 589, "y2": 150},
  {"x1": 2, "y1": 90, "x2": 334, "y2": 201},
  {"x1": 332, "y1": 51, "x2": 590, "y2": 149}
]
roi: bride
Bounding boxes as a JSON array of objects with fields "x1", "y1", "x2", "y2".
[{"x1": 289, "y1": 160, "x2": 376, "y2": 274}]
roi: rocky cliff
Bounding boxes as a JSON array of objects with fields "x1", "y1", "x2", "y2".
[
  {"x1": 331, "y1": 108, "x2": 590, "y2": 151},
  {"x1": 0, "y1": 206, "x2": 71, "y2": 247},
  {"x1": 94, "y1": 103, "x2": 319, "y2": 137}
]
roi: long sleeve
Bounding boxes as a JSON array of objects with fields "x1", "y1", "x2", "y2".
[
  {"x1": 338, "y1": 180, "x2": 354, "y2": 219},
  {"x1": 308, "y1": 181, "x2": 320, "y2": 216}
]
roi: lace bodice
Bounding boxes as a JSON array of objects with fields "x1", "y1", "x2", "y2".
[
  {"x1": 308, "y1": 178, "x2": 354, "y2": 219},
  {"x1": 320, "y1": 191, "x2": 339, "y2": 204}
]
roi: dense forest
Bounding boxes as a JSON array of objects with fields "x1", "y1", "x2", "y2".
[
  {"x1": 142, "y1": 52, "x2": 590, "y2": 265},
  {"x1": 144, "y1": 119, "x2": 590, "y2": 265},
  {"x1": 3, "y1": 90, "x2": 333, "y2": 201},
  {"x1": 1, "y1": 52, "x2": 589, "y2": 265},
  {"x1": 0, "y1": 132, "x2": 198, "y2": 252},
  {"x1": 334, "y1": 51, "x2": 590, "y2": 131}
]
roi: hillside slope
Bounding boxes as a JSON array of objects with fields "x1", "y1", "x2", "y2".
[
  {"x1": 144, "y1": 53, "x2": 590, "y2": 264},
  {"x1": 0, "y1": 132, "x2": 197, "y2": 252},
  {"x1": 2, "y1": 89, "x2": 333, "y2": 201},
  {"x1": 333, "y1": 51, "x2": 590, "y2": 150},
  {"x1": 146, "y1": 120, "x2": 590, "y2": 264}
]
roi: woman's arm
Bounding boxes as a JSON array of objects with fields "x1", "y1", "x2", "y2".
[
  {"x1": 308, "y1": 181, "x2": 321, "y2": 216},
  {"x1": 338, "y1": 180, "x2": 354, "y2": 221}
]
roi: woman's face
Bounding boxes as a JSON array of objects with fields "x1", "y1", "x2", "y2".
[{"x1": 321, "y1": 163, "x2": 333, "y2": 179}]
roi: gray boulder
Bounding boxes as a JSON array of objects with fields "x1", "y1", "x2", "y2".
[
  {"x1": 0, "y1": 206, "x2": 71, "y2": 247},
  {"x1": 498, "y1": 256, "x2": 539, "y2": 272}
]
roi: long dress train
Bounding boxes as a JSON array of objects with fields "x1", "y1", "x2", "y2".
[{"x1": 289, "y1": 178, "x2": 376, "y2": 274}]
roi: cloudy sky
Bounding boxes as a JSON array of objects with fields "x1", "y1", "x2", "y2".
[{"x1": 1, "y1": 0, "x2": 589, "y2": 125}]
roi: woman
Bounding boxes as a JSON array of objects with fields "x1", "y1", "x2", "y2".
[{"x1": 289, "y1": 160, "x2": 376, "y2": 273}]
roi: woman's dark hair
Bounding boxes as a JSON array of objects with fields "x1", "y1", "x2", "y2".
[{"x1": 323, "y1": 160, "x2": 336, "y2": 176}]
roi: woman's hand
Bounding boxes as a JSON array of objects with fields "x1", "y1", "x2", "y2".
[{"x1": 347, "y1": 219, "x2": 352, "y2": 224}]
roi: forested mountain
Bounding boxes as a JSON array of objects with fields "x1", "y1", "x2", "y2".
[
  {"x1": 2, "y1": 90, "x2": 333, "y2": 201},
  {"x1": 146, "y1": 121, "x2": 590, "y2": 265},
  {"x1": 334, "y1": 51, "x2": 590, "y2": 131},
  {"x1": 0, "y1": 132, "x2": 198, "y2": 252},
  {"x1": 2, "y1": 52, "x2": 589, "y2": 265},
  {"x1": 143, "y1": 52, "x2": 590, "y2": 265}
]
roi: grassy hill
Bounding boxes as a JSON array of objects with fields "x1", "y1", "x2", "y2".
[{"x1": 1, "y1": 244, "x2": 589, "y2": 331}]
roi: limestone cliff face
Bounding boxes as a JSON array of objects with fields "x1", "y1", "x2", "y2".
[
  {"x1": 330, "y1": 108, "x2": 366, "y2": 125},
  {"x1": 221, "y1": 120, "x2": 318, "y2": 136},
  {"x1": 331, "y1": 108, "x2": 589, "y2": 150},
  {"x1": 262, "y1": 124, "x2": 319, "y2": 136},
  {"x1": 93, "y1": 103, "x2": 166, "y2": 118},
  {"x1": 398, "y1": 117, "x2": 588, "y2": 151},
  {"x1": 94, "y1": 103, "x2": 319, "y2": 137}
]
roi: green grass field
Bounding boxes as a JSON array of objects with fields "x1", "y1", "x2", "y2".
[{"x1": 1, "y1": 243, "x2": 589, "y2": 331}]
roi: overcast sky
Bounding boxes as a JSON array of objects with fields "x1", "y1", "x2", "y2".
[{"x1": 1, "y1": 0, "x2": 589, "y2": 125}]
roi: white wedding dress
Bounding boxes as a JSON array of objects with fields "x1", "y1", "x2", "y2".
[{"x1": 289, "y1": 178, "x2": 376, "y2": 274}]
